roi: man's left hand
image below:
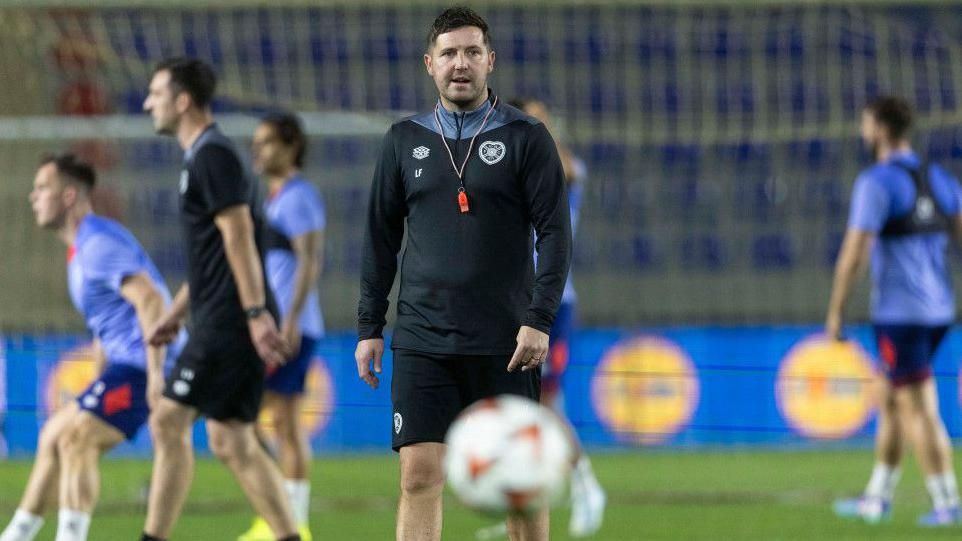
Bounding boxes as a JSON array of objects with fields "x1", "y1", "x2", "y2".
[
  {"x1": 248, "y1": 312, "x2": 291, "y2": 367},
  {"x1": 507, "y1": 326, "x2": 550, "y2": 373}
]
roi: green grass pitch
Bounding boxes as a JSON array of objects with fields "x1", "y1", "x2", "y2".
[{"x1": 0, "y1": 450, "x2": 960, "y2": 540}]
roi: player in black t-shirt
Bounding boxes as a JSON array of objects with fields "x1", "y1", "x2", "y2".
[{"x1": 139, "y1": 58, "x2": 301, "y2": 541}]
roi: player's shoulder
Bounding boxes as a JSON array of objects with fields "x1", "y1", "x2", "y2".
[
  {"x1": 855, "y1": 162, "x2": 892, "y2": 187},
  {"x1": 927, "y1": 163, "x2": 962, "y2": 214},
  {"x1": 82, "y1": 214, "x2": 132, "y2": 241},
  {"x1": 391, "y1": 110, "x2": 433, "y2": 136},
  {"x1": 77, "y1": 215, "x2": 140, "y2": 258},
  {"x1": 927, "y1": 162, "x2": 959, "y2": 183},
  {"x1": 279, "y1": 177, "x2": 324, "y2": 205},
  {"x1": 193, "y1": 138, "x2": 239, "y2": 160},
  {"x1": 376, "y1": 114, "x2": 425, "y2": 155},
  {"x1": 190, "y1": 128, "x2": 241, "y2": 165}
]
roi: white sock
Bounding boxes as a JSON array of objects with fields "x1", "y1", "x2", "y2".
[
  {"x1": 575, "y1": 456, "x2": 596, "y2": 482},
  {"x1": 54, "y1": 509, "x2": 90, "y2": 541},
  {"x1": 864, "y1": 462, "x2": 900, "y2": 501},
  {"x1": 0, "y1": 509, "x2": 44, "y2": 541},
  {"x1": 284, "y1": 479, "x2": 310, "y2": 526},
  {"x1": 939, "y1": 472, "x2": 960, "y2": 509},
  {"x1": 926, "y1": 475, "x2": 950, "y2": 511},
  {"x1": 572, "y1": 456, "x2": 604, "y2": 497}
]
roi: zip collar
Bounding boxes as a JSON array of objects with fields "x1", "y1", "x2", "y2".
[{"x1": 434, "y1": 91, "x2": 497, "y2": 140}]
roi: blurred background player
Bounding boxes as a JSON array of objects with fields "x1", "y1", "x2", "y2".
[
  {"x1": 828, "y1": 96, "x2": 962, "y2": 526},
  {"x1": 0, "y1": 153, "x2": 183, "y2": 541},
  {"x1": 238, "y1": 112, "x2": 326, "y2": 541},
  {"x1": 140, "y1": 58, "x2": 300, "y2": 541},
  {"x1": 506, "y1": 97, "x2": 605, "y2": 538}
]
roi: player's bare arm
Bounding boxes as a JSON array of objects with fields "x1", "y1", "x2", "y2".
[
  {"x1": 214, "y1": 203, "x2": 291, "y2": 366},
  {"x1": 825, "y1": 229, "x2": 874, "y2": 340},
  {"x1": 120, "y1": 272, "x2": 169, "y2": 409},
  {"x1": 91, "y1": 338, "x2": 106, "y2": 375},
  {"x1": 284, "y1": 229, "x2": 323, "y2": 357},
  {"x1": 148, "y1": 283, "x2": 189, "y2": 347}
]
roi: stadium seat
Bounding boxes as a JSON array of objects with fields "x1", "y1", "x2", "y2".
[{"x1": 753, "y1": 234, "x2": 795, "y2": 269}]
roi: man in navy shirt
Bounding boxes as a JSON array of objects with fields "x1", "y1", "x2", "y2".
[
  {"x1": 140, "y1": 58, "x2": 299, "y2": 541},
  {"x1": 828, "y1": 96, "x2": 962, "y2": 526},
  {"x1": 0, "y1": 154, "x2": 183, "y2": 541}
]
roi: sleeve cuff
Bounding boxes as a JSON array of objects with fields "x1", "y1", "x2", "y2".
[
  {"x1": 522, "y1": 311, "x2": 554, "y2": 335},
  {"x1": 357, "y1": 324, "x2": 384, "y2": 341}
]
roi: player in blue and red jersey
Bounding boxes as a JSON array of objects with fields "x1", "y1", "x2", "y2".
[
  {"x1": 0, "y1": 154, "x2": 183, "y2": 541},
  {"x1": 828, "y1": 97, "x2": 962, "y2": 526}
]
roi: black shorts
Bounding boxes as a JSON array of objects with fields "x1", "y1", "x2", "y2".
[
  {"x1": 164, "y1": 328, "x2": 265, "y2": 422},
  {"x1": 391, "y1": 349, "x2": 541, "y2": 451}
]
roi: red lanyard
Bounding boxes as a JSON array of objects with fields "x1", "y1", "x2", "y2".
[{"x1": 433, "y1": 97, "x2": 499, "y2": 213}]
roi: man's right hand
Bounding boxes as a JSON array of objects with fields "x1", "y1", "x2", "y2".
[
  {"x1": 249, "y1": 312, "x2": 291, "y2": 368},
  {"x1": 147, "y1": 311, "x2": 182, "y2": 347},
  {"x1": 355, "y1": 338, "x2": 384, "y2": 389}
]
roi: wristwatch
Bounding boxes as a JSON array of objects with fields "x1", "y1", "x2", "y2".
[{"x1": 244, "y1": 305, "x2": 267, "y2": 319}]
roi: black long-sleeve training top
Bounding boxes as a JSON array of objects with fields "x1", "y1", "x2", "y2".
[{"x1": 358, "y1": 92, "x2": 572, "y2": 355}]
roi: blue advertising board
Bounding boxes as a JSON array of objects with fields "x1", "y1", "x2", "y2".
[{"x1": 2, "y1": 326, "x2": 961, "y2": 457}]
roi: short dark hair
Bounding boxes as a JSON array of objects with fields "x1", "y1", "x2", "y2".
[
  {"x1": 153, "y1": 57, "x2": 217, "y2": 109},
  {"x1": 260, "y1": 111, "x2": 307, "y2": 168},
  {"x1": 865, "y1": 96, "x2": 913, "y2": 140},
  {"x1": 427, "y1": 7, "x2": 490, "y2": 49},
  {"x1": 41, "y1": 153, "x2": 96, "y2": 191}
]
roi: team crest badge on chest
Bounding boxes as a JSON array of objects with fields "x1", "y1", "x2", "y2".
[{"x1": 478, "y1": 141, "x2": 506, "y2": 165}]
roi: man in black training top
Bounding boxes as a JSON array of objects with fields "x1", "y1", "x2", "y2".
[
  {"x1": 355, "y1": 7, "x2": 571, "y2": 541},
  {"x1": 140, "y1": 57, "x2": 300, "y2": 541}
]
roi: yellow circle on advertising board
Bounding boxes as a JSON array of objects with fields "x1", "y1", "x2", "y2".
[
  {"x1": 258, "y1": 356, "x2": 335, "y2": 438},
  {"x1": 776, "y1": 335, "x2": 876, "y2": 439},
  {"x1": 46, "y1": 344, "x2": 98, "y2": 414},
  {"x1": 591, "y1": 337, "x2": 699, "y2": 445}
]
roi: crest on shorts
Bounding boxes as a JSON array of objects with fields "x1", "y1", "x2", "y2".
[
  {"x1": 394, "y1": 412, "x2": 403, "y2": 434},
  {"x1": 413, "y1": 146, "x2": 430, "y2": 160},
  {"x1": 172, "y1": 380, "x2": 190, "y2": 396},
  {"x1": 478, "y1": 141, "x2": 506, "y2": 165}
]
